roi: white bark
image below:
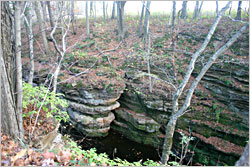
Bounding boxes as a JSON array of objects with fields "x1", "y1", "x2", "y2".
[
  {"x1": 50, "y1": 5, "x2": 71, "y2": 93},
  {"x1": 24, "y1": 5, "x2": 34, "y2": 84},
  {"x1": 103, "y1": 1, "x2": 106, "y2": 22},
  {"x1": 86, "y1": 1, "x2": 89, "y2": 38},
  {"x1": 146, "y1": 33, "x2": 152, "y2": 93},
  {"x1": 47, "y1": 1, "x2": 54, "y2": 30},
  {"x1": 34, "y1": 1, "x2": 49, "y2": 55},
  {"x1": 14, "y1": 1, "x2": 24, "y2": 140},
  {"x1": 143, "y1": 1, "x2": 151, "y2": 41},
  {"x1": 161, "y1": 2, "x2": 232, "y2": 164}
]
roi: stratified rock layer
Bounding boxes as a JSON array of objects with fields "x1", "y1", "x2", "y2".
[
  {"x1": 112, "y1": 59, "x2": 249, "y2": 165},
  {"x1": 60, "y1": 85, "x2": 124, "y2": 137}
]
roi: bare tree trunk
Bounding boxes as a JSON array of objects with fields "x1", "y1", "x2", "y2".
[
  {"x1": 50, "y1": 4, "x2": 71, "y2": 93},
  {"x1": 216, "y1": 1, "x2": 219, "y2": 16},
  {"x1": 235, "y1": 1, "x2": 242, "y2": 20},
  {"x1": 106, "y1": 2, "x2": 108, "y2": 19},
  {"x1": 111, "y1": 1, "x2": 116, "y2": 19},
  {"x1": 71, "y1": 0, "x2": 76, "y2": 34},
  {"x1": 47, "y1": 1, "x2": 54, "y2": 30},
  {"x1": 180, "y1": 1, "x2": 187, "y2": 19},
  {"x1": 40, "y1": 1, "x2": 47, "y2": 23},
  {"x1": 117, "y1": 1, "x2": 126, "y2": 40},
  {"x1": 138, "y1": 1, "x2": 145, "y2": 37},
  {"x1": 198, "y1": 1, "x2": 204, "y2": 18},
  {"x1": 146, "y1": 33, "x2": 152, "y2": 93},
  {"x1": 34, "y1": 1, "x2": 49, "y2": 55},
  {"x1": 94, "y1": 1, "x2": 96, "y2": 22},
  {"x1": 193, "y1": 1, "x2": 199, "y2": 19},
  {"x1": 103, "y1": 1, "x2": 106, "y2": 22},
  {"x1": 168, "y1": 7, "x2": 172, "y2": 25},
  {"x1": 143, "y1": 1, "x2": 151, "y2": 41},
  {"x1": 235, "y1": 143, "x2": 249, "y2": 166},
  {"x1": 14, "y1": 1, "x2": 24, "y2": 140},
  {"x1": 90, "y1": 1, "x2": 93, "y2": 18},
  {"x1": 1, "y1": 1, "x2": 24, "y2": 141},
  {"x1": 24, "y1": 5, "x2": 34, "y2": 84},
  {"x1": 86, "y1": 1, "x2": 90, "y2": 38},
  {"x1": 161, "y1": 2, "x2": 233, "y2": 164}
]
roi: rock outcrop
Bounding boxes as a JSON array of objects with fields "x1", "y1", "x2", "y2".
[
  {"x1": 112, "y1": 60, "x2": 248, "y2": 166},
  {"x1": 59, "y1": 80, "x2": 125, "y2": 137}
]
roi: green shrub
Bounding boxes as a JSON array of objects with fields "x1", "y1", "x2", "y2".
[{"x1": 22, "y1": 82, "x2": 69, "y2": 122}]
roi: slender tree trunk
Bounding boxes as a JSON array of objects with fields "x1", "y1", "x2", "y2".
[
  {"x1": 90, "y1": 1, "x2": 93, "y2": 18},
  {"x1": 235, "y1": 1, "x2": 242, "y2": 20},
  {"x1": 138, "y1": 1, "x2": 145, "y2": 37},
  {"x1": 146, "y1": 33, "x2": 152, "y2": 93},
  {"x1": 24, "y1": 6, "x2": 34, "y2": 84},
  {"x1": 193, "y1": 1, "x2": 199, "y2": 19},
  {"x1": 198, "y1": 1, "x2": 204, "y2": 18},
  {"x1": 216, "y1": 1, "x2": 219, "y2": 16},
  {"x1": 86, "y1": 1, "x2": 90, "y2": 38},
  {"x1": 14, "y1": 1, "x2": 24, "y2": 140},
  {"x1": 1, "y1": 1, "x2": 24, "y2": 141},
  {"x1": 34, "y1": 1, "x2": 49, "y2": 55},
  {"x1": 47, "y1": 1, "x2": 54, "y2": 30},
  {"x1": 143, "y1": 1, "x2": 151, "y2": 41},
  {"x1": 111, "y1": 1, "x2": 116, "y2": 19},
  {"x1": 180, "y1": 1, "x2": 187, "y2": 19},
  {"x1": 168, "y1": 7, "x2": 172, "y2": 25},
  {"x1": 40, "y1": 1, "x2": 47, "y2": 22},
  {"x1": 106, "y1": 3, "x2": 108, "y2": 19},
  {"x1": 117, "y1": 1, "x2": 126, "y2": 40},
  {"x1": 71, "y1": 0, "x2": 76, "y2": 34},
  {"x1": 103, "y1": 1, "x2": 106, "y2": 22},
  {"x1": 161, "y1": 2, "x2": 233, "y2": 164},
  {"x1": 94, "y1": 2, "x2": 96, "y2": 22}
]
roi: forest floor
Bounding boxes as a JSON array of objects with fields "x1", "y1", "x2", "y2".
[{"x1": 2, "y1": 15, "x2": 249, "y2": 166}]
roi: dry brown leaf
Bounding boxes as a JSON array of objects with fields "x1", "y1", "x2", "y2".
[{"x1": 11, "y1": 149, "x2": 27, "y2": 163}]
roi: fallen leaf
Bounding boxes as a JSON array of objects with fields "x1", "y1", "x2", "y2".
[{"x1": 11, "y1": 149, "x2": 27, "y2": 163}]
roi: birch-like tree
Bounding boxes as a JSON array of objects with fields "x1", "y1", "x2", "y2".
[
  {"x1": 14, "y1": 1, "x2": 25, "y2": 140},
  {"x1": 24, "y1": 3, "x2": 34, "y2": 84},
  {"x1": 143, "y1": 1, "x2": 151, "y2": 42},
  {"x1": 50, "y1": 3, "x2": 72, "y2": 93},
  {"x1": 34, "y1": 1, "x2": 49, "y2": 55},
  {"x1": 86, "y1": 1, "x2": 90, "y2": 38},
  {"x1": 160, "y1": 2, "x2": 249, "y2": 164}
]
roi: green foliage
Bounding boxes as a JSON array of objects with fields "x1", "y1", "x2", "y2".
[
  {"x1": 22, "y1": 82, "x2": 69, "y2": 122},
  {"x1": 179, "y1": 132, "x2": 195, "y2": 145},
  {"x1": 64, "y1": 138, "x2": 162, "y2": 166},
  {"x1": 215, "y1": 108, "x2": 222, "y2": 123}
]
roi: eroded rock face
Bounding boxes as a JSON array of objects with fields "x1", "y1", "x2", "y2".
[
  {"x1": 60, "y1": 85, "x2": 124, "y2": 137},
  {"x1": 115, "y1": 108, "x2": 160, "y2": 133},
  {"x1": 112, "y1": 63, "x2": 249, "y2": 166}
]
